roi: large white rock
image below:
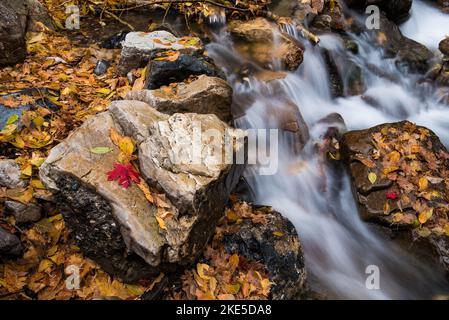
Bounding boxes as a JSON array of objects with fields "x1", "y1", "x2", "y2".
[{"x1": 40, "y1": 100, "x2": 245, "y2": 281}]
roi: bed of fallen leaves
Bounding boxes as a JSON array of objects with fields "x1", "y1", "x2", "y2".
[
  {"x1": 167, "y1": 201, "x2": 272, "y2": 300},
  {"x1": 360, "y1": 122, "x2": 449, "y2": 237},
  {"x1": 0, "y1": 213, "x2": 157, "y2": 300}
]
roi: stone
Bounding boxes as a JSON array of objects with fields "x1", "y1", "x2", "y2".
[
  {"x1": 369, "y1": 13, "x2": 433, "y2": 74},
  {"x1": 344, "y1": 0, "x2": 412, "y2": 22},
  {"x1": 0, "y1": 1, "x2": 27, "y2": 66},
  {"x1": 0, "y1": 160, "x2": 27, "y2": 189},
  {"x1": 262, "y1": 99, "x2": 310, "y2": 154},
  {"x1": 101, "y1": 31, "x2": 128, "y2": 49},
  {"x1": 222, "y1": 205, "x2": 307, "y2": 299},
  {"x1": 40, "y1": 100, "x2": 245, "y2": 281},
  {"x1": 94, "y1": 60, "x2": 110, "y2": 76},
  {"x1": 439, "y1": 38, "x2": 449, "y2": 56},
  {"x1": 228, "y1": 18, "x2": 304, "y2": 71},
  {"x1": 0, "y1": 227, "x2": 22, "y2": 257},
  {"x1": 144, "y1": 52, "x2": 225, "y2": 90},
  {"x1": 118, "y1": 31, "x2": 203, "y2": 75},
  {"x1": 3, "y1": 0, "x2": 53, "y2": 33},
  {"x1": 4, "y1": 200, "x2": 42, "y2": 224},
  {"x1": 341, "y1": 121, "x2": 449, "y2": 277},
  {"x1": 125, "y1": 75, "x2": 232, "y2": 122}
]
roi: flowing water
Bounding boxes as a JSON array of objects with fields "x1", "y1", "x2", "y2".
[{"x1": 206, "y1": 1, "x2": 449, "y2": 299}]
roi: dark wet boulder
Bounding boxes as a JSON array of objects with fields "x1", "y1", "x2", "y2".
[
  {"x1": 341, "y1": 121, "x2": 449, "y2": 277},
  {"x1": 4, "y1": 200, "x2": 42, "y2": 224},
  {"x1": 0, "y1": 1, "x2": 27, "y2": 67},
  {"x1": 344, "y1": 0, "x2": 412, "y2": 22},
  {"x1": 367, "y1": 13, "x2": 433, "y2": 74},
  {"x1": 222, "y1": 204, "x2": 307, "y2": 299},
  {"x1": 440, "y1": 38, "x2": 449, "y2": 56},
  {"x1": 144, "y1": 52, "x2": 225, "y2": 90},
  {"x1": 0, "y1": 227, "x2": 22, "y2": 257},
  {"x1": 101, "y1": 31, "x2": 128, "y2": 49}
]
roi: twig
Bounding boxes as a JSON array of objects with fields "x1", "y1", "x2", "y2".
[
  {"x1": 104, "y1": 10, "x2": 136, "y2": 31},
  {"x1": 109, "y1": 0, "x2": 251, "y2": 13}
]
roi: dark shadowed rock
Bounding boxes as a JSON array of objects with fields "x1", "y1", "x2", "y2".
[
  {"x1": 101, "y1": 31, "x2": 128, "y2": 49},
  {"x1": 0, "y1": 1, "x2": 27, "y2": 66},
  {"x1": 144, "y1": 52, "x2": 225, "y2": 90},
  {"x1": 344, "y1": 0, "x2": 412, "y2": 22},
  {"x1": 0, "y1": 227, "x2": 22, "y2": 257},
  {"x1": 440, "y1": 38, "x2": 449, "y2": 56},
  {"x1": 4, "y1": 200, "x2": 42, "y2": 224},
  {"x1": 126, "y1": 75, "x2": 232, "y2": 122},
  {"x1": 370, "y1": 13, "x2": 433, "y2": 74},
  {"x1": 341, "y1": 121, "x2": 449, "y2": 277},
  {"x1": 222, "y1": 206, "x2": 307, "y2": 299}
]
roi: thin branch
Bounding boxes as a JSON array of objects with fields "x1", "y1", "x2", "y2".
[{"x1": 109, "y1": 0, "x2": 251, "y2": 13}]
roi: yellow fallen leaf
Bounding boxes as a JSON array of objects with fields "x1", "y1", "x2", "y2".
[
  {"x1": 418, "y1": 177, "x2": 428, "y2": 191},
  {"x1": 38, "y1": 259, "x2": 53, "y2": 273},
  {"x1": 418, "y1": 208, "x2": 433, "y2": 224},
  {"x1": 197, "y1": 263, "x2": 211, "y2": 280},
  {"x1": 368, "y1": 172, "x2": 377, "y2": 184},
  {"x1": 229, "y1": 254, "x2": 239, "y2": 269},
  {"x1": 155, "y1": 216, "x2": 166, "y2": 230},
  {"x1": 118, "y1": 137, "x2": 135, "y2": 156},
  {"x1": 224, "y1": 283, "x2": 241, "y2": 294},
  {"x1": 273, "y1": 231, "x2": 284, "y2": 237}
]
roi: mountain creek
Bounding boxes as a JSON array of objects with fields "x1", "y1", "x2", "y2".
[{"x1": 1, "y1": 0, "x2": 449, "y2": 300}]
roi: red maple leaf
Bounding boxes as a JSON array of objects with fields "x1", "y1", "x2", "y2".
[
  {"x1": 107, "y1": 163, "x2": 141, "y2": 189},
  {"x1": 386, "y1": 192, "x2": 398, "y2": 200}
]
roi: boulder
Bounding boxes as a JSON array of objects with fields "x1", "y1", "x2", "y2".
[
  {"x1": 222, "y1": 205, "x2": 307, "y2": 299},
  {"x1": 0, "y1": 160, "x2": 27, "y2": 189},
  {"x1": 118, "y1": 31, "x2": 203, "y2": 75},
  {"x1": 39, "y1": 100, "x2": 245, "y2": 281},
  {"x1": 439, "y1": 38, "x2": 449, "y2": 56},
  {"x1": 344, "y1": 0, "x2": 412, "y2": 22},
  {"x1": 228, "y1": 18, "x2": 304, "y2": 71},
  {"x1": 0, "y1": 227, "x2": 22, "y2": 257},
  {"x1": 4, "y1": 200, "x2": 42, "y2": 224},
  {"x1": 369, "y1": 13, "x2": 433, "y2": 74},
  {"x1": 434, "y1": 0, "x2": 449, "y2": 12},
  {"x1": 262, "y1": 99, "x2": 310, "y2": 154},
  {"x1": 0, "y1": 1, "x2": 27, "y2": 66},
  {"x1": 144, "y1": 52, "x2": 226, "y2": 90},
  {"x1": 3, "y1": 0, "x2": 53, "y2": 32},
  {"x1": 341, "y1": 121, "x2": 449, "y2": 276},
  {"x1": 125, "y1": 75, "x2": 232, "y2": 122}
]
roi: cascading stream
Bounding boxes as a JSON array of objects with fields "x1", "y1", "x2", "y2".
[{"x1": 207, "y1": 1, "x2": 449, "y2": 299}]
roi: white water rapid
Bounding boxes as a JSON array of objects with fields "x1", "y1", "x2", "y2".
[{"x1": 207, "y1": 1, "x2": 449, "y2": 299}]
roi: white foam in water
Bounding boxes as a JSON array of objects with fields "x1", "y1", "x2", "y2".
[
  {"x1": 401, "y1": 0, "x2": 449, "y2": 51},
  {"x1": 207, "y1": 0, "x2": 449, "y2": 299}
]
